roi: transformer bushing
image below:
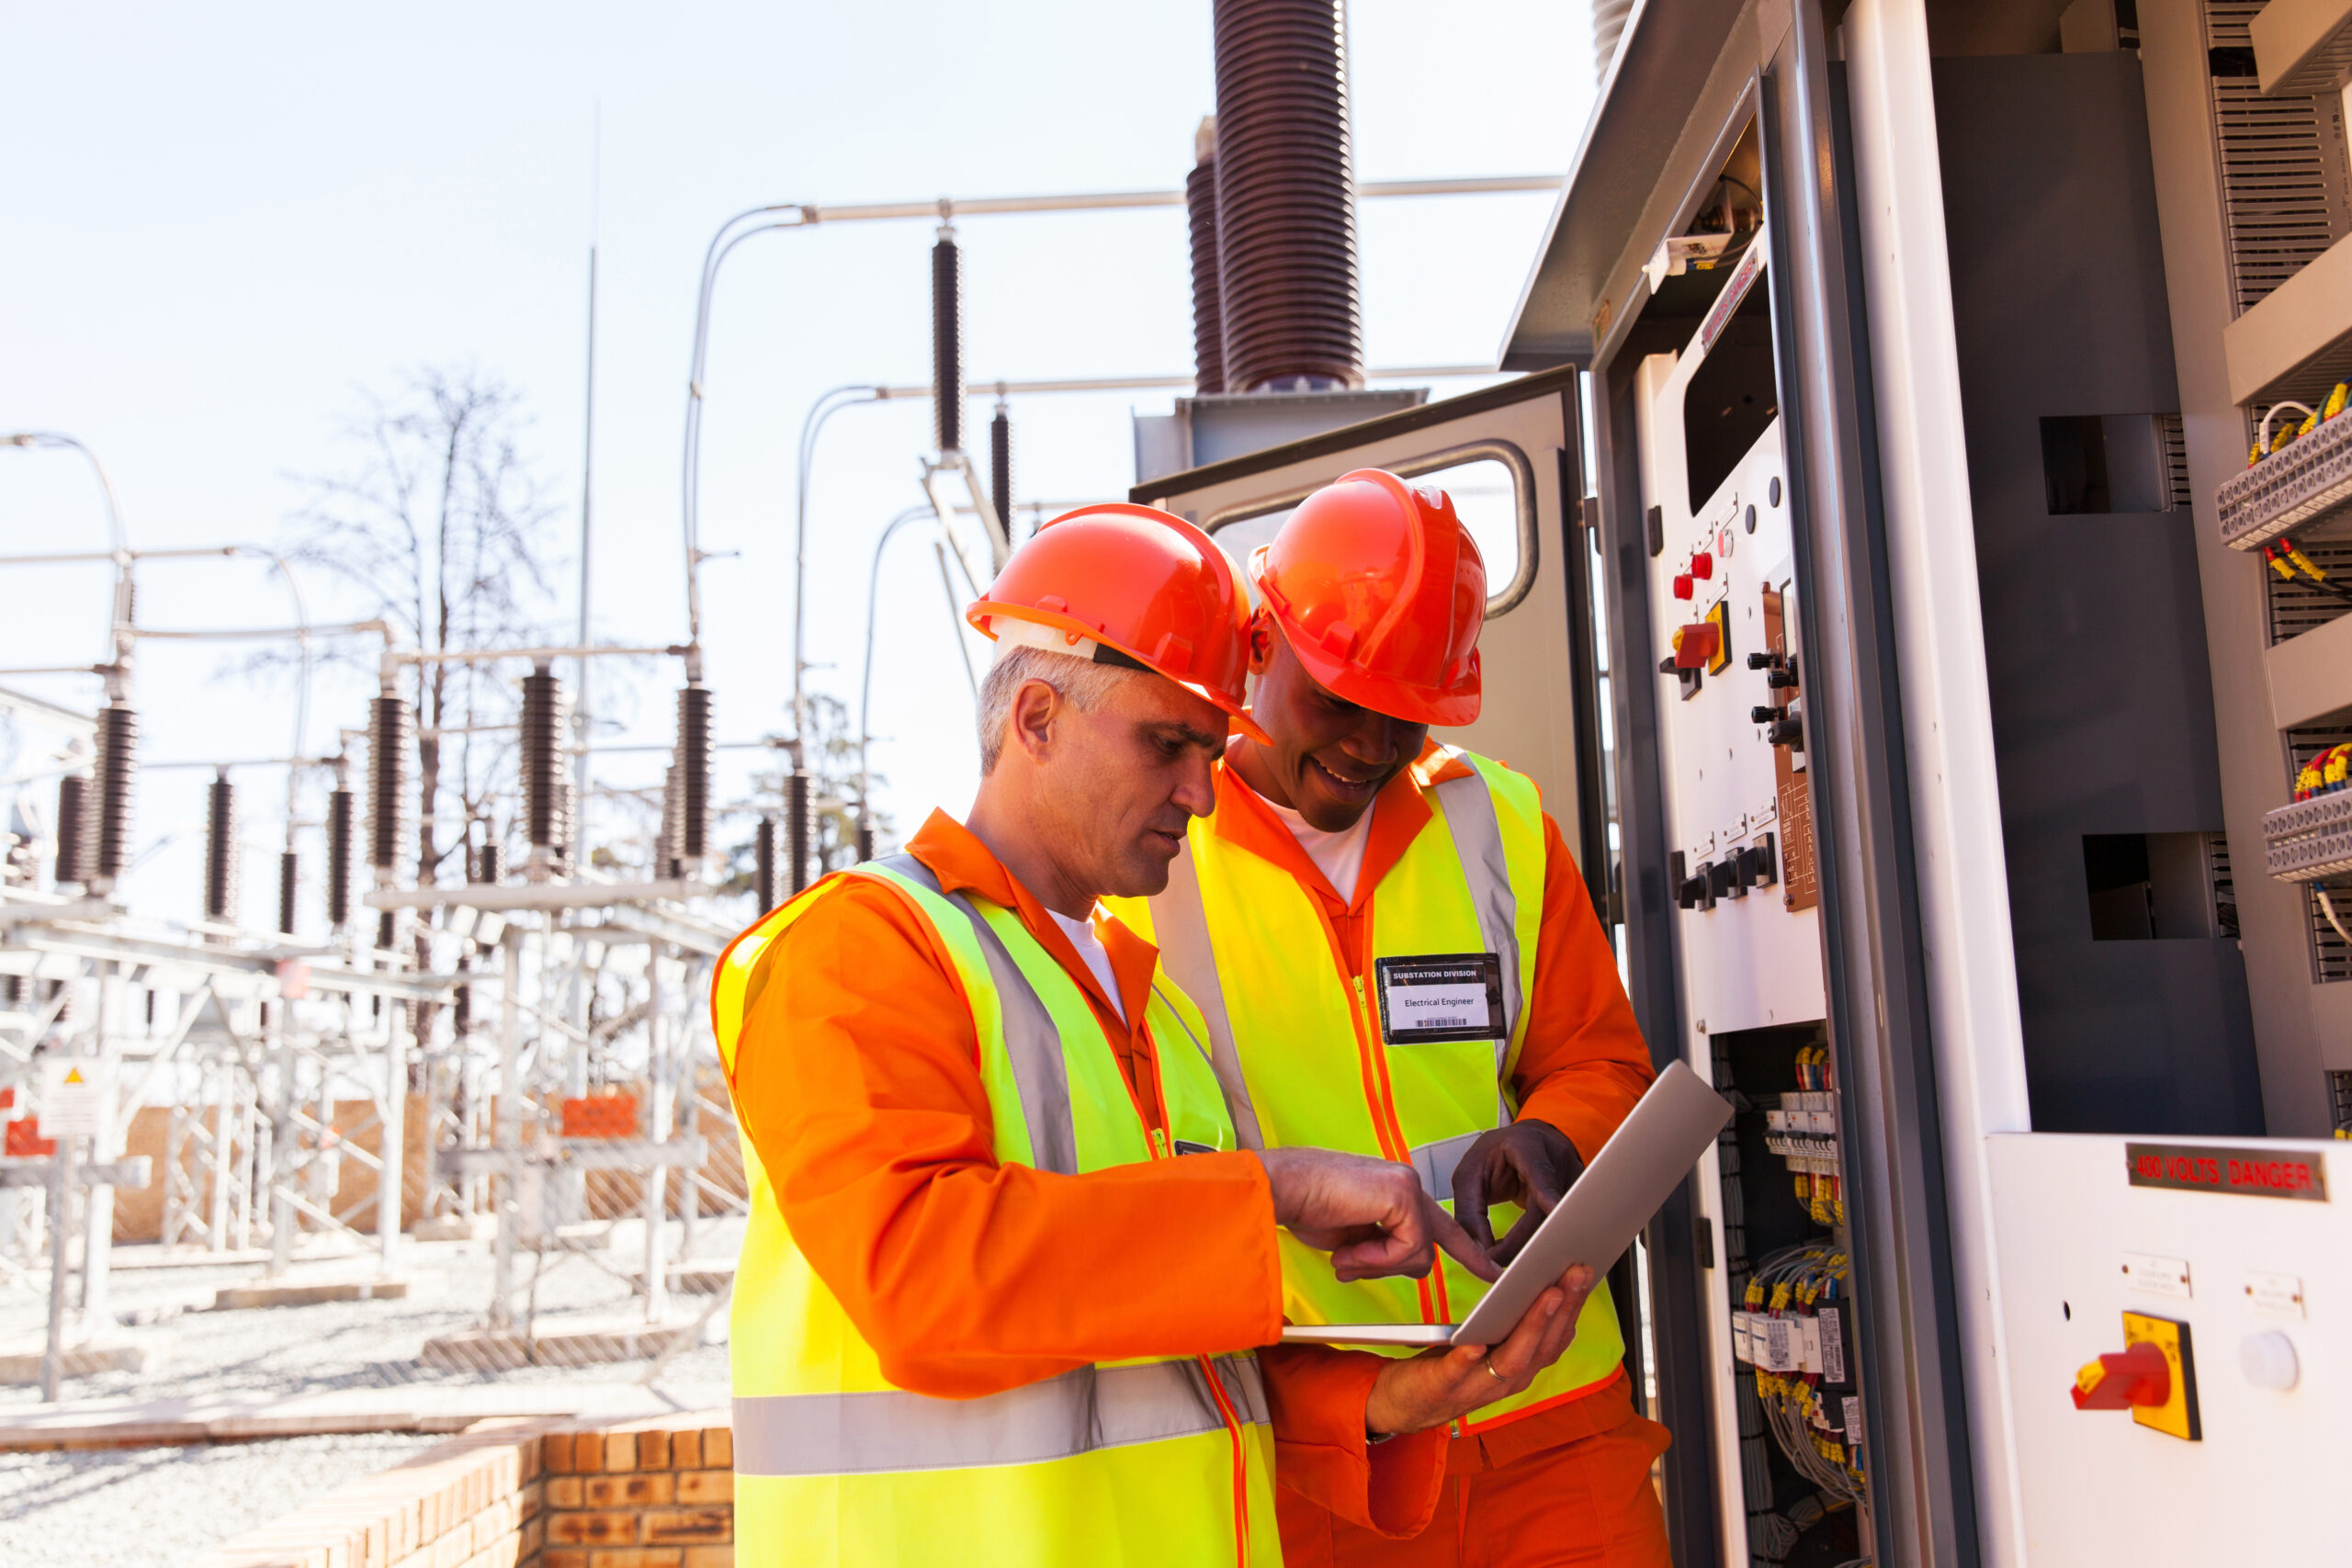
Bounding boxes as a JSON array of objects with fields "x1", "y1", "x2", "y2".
[
  {"x1": 788, "y1": 767, "x2": 812, "y2": 894},
  {"x1": 53, "y1": 773, "x2": 88, "y2": 887},
  {"x1": 278, "y1": 850, "x2": 299, "y2": 936},
  {"x1": 754, "y1": 815, "x2": 779, "y2": 911},
  {"x1": 990, "y1": 406, "x2": 1014, "y2": 538},
  {"x1": 324, "y1": 787, "x2": 356, "y2": 928},
  {"x1": 520, "y1": 667, "x2": 569, "y2": 869},
  {"x1": 88, "y1": 702, "x2": 138, "y2": 886},
  {"x1": 368, "y1": 694, "x2": 413, "y2": 873},
  {"x1": 933, "y1": 229, "x2": 964, "y2": 453},
  {"x1": 1186, "y1": 129, "x2": 1226, "y2": 394},
  {"x1": 676, "y1": 682, "x2": 712, "y2": 863},
  {"x1": 660, "y1": 763, "x2": 683, "y2": 879},
  {"x1": 1210, "y1": 0, "x2": 1363, "y2": 391},
  {"x1": 204, "y1": 772, "x2": 236, "y2": 923}
]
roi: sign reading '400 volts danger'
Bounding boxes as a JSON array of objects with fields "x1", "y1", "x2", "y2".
[
  {"x1": 1374, "y1": 953, "x2": 1507, "y2": 1045},
  {"x1": 2125, "y1": 1142, "x2": 2329, "y2": 1202}
]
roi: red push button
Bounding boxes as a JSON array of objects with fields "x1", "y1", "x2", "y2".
[
  {"x1": 1691, "y1": 551, "x2": 1714, "y2": 580},
  {"x1": 1672, "y1": 573, "x2": 1695, "y2": 600}
]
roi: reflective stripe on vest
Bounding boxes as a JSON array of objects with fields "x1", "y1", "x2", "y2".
[
  {"x1": 711, "y1": 854, "x2": 1274, "y2": 1565},
  {"x1": 735, "y1": 1354, "x2": 1270, "y2": 1475},
  {"x1": 1136, "y1": 750, "x2": 1626, "y2": 1433}
]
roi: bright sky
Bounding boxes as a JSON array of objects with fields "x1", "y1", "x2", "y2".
[{"x1": 0, "y1": 1, "x2": 1597, "y2": 929}]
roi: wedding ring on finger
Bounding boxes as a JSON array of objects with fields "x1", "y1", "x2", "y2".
[{"x1": 1481, "y1": 1356, "x2": 1506, "y2": 1382}]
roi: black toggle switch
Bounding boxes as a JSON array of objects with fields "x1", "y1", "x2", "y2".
[
  {"x1": 1747, "y1": 651, "x2": 1781, "y2": 671},
  {"x1": 1767, "y1": 669, "x2": 1800, "y2": 690},
  {"x1": 1750, "y1": 705, "x2": 1781, "y2": 726},
  {"x1": 1768, "y1": 718, "x2": 1804, "y2": 749},
  {"x1": 1741, "y1": 833, "x2": 1779, "y2": 888},
  {"x1": 1710, "y1": 857, "x2": 1745, "y2": 899}
]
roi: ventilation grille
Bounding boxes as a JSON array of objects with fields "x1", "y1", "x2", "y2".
[
  {"x1": 2206, "y1": 2, "x2": 2352, "y2": 317},
  {"x1": 2265, "y1": 531, "x2": 2352, "y2": 641},
  {"x1": 2205, "y1": 829, "x2": 2242, "y2": 938},
  {"x1": 2159, "y1": 413, "x2": 2193, "y2": 510},
  {"x1": 2329, "y1": 1069, "x2": 2352, "y2": 1133},
  {"x1": 2288, "y1": 724, "x2": 2352, "y2": 981}
]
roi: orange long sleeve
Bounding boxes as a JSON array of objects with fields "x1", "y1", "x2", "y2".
[
  {"x1": 731, "y1": 870, "x2": 1283, "y2": 1398},
  {"x1": 1509, "y1": 811, "x2": 1657, "y2": 1163}
]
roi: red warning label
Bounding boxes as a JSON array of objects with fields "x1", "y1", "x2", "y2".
[{"x1": 2125, "y1": 1143, "x2": 2329, "y2": 1202}]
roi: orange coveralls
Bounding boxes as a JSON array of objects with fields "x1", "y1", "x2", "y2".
[
  {"x1": 1210, "y1": 750, "x2": 1675, "y2": 1568},
  {"x1": 728, "y1": 810, "x2": 1455, "y2": 1543}
]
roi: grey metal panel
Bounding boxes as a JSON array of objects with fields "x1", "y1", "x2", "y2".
[
  {"x1": 1932, "y1": 52, "x2": 2263, "y2": 1135},
  {"x1": 1759, "y1": 22, "x2": 1979, "y2": 1565},
  {"x1": 1499, "y1": 0, "x2": 1761, "y2": 369}
]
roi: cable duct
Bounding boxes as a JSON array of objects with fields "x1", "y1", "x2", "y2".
[
  {"x1": 933, "y1": 227, "x2": 965, "y2": 453},
  {"x1": 1187, "y1": 117, "x2": 1227, "y2": 394},
  {"x1": 204, "y1": 771, "x2": 236, "y2": 923},
  {"x1": 325, "y1": 786, "x2": 355, "y2": 927},
  {"x1": 675, "y1": 682, "x2": 712, "y2": 863},
  {"x1": 53, "y1": 773, "x2": 87, "y2": 887},
  {"x1": 1210, "y1": 0, "x2": 1363, "y2": 391},
  {"x1": 88, "y1": 701, "x2": 138, "y2": 886},
  {"x1": 368, "y1": 694, "x2": 413, "y2": 874}
]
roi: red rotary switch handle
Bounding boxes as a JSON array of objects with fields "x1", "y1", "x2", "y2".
[{"x1": 2071, "y1": 1340, "x2": 2170, "y2": 1411}]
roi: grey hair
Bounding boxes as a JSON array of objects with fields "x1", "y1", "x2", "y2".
[{"x1": 978, "y1": 644, "x2": 1137, "y2": 774}]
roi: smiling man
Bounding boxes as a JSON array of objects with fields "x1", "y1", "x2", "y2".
[
  {"x1": 1115, "y1": 471, "x2": 1672, "y2": 1566},
  {"x1": 712, "y1": 502, "x2": 1596, "y2": 1568}
]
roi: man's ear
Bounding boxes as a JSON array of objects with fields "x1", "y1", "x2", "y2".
[
  {"x1": 1007, "y1": 677, "x2": 1061, "y2": 763},
  {"x1": 1248, "y1": 612, "x2": 1278, "y2": 676}
]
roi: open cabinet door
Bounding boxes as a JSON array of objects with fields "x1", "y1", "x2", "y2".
[{"x1": 1130, "y1": 366, "x2": 1615, "y2": 928}]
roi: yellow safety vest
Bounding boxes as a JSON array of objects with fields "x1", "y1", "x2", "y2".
[
  {"x1": 1116, "y1": 750, "x2": 1625, "y2": 1433},
  {"x1": 711, "y1": 853, "x2": 1282, "y2": 1567}
]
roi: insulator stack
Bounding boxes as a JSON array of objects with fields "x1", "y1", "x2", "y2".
[
  {"x1": 1187, "y1": 118, "x2": 1226, "y2": 394},
  {"x1": 203, "y1": 772, "x2": 237, "y2": 923},
  {"x1": 521, "y1": 667, "x2": 570, "y2": 856},
  {"x1": 454, "y1": 947, "x2": 472, "y2": 1035},
  {"x1": 933, "y1": 229, "x2": 964, "y2": 453},
  {"x1": 1593, "y1": 0, "x2": 1634, "y2": 84},
  {"x1": 368, "y1": 695, "x2": 413, "y2": 873},
  {"x1": 787, "y1": 767, "x2": 812, "y2": 894},
  {"x1": 660, "y1": 763, "x2": 683, "y2": 879},
  {"x1": 856, "y1": 818, "x2": 875, "y2": 864},
  {"x1": 377, "y1": 908, "x2": 396, "y2": 953},
  {"x1": 54, "y1": 773, "x2": 88, "y2": 887},
  {"x1": 324, "y1": 787, "x2": 355, "y2": 927},
  {"x1": 1210, "y1": 0, "x2": 1363, "y2": 391},
  {"x1": 754, "y1": 816, "x2": 779, "y2": 911},
  {"x1": 676, "y1": 683, "x2": 712, "y2": 863},
  {"x1": 3, "y1": 975, "x2": 20, "y2": 1005},
  {"x1": 87, "y1": 702, "x2": 139, "y2": 885},
  {"x1": 990, "y1": 406, "x2": 1015, "y2": 539},
  {"x1": 278, "y1": 851, "x2": 299, "y2": 936},
  {"x1": 557, "y1": 781, "x2": 577, "y2": 875}
]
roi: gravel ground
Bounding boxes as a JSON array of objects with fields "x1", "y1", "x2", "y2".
[
  {"x1": 0, "y1": 1220, "x2": 739, "y2": 1562},
  {"x1": 0, "y1": 1430, "x2": 445, "y2": 1567}
]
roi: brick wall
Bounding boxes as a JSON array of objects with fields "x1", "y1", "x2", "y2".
[
  {"x1": 538, "y1": 1414, "x2": 733, "y2": 1568},
  {"x1": 188, "y1": 1412, "x2": 733, "y2": 1568}
]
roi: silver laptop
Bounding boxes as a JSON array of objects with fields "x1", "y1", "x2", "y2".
[{"x1": 1281, "y1": 1058, "x2": 1734, "y2": 1348}]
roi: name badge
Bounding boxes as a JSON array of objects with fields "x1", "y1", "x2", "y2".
[{"x1": 1373, "y1": 953, "x2": 1507, "y2": 1044}]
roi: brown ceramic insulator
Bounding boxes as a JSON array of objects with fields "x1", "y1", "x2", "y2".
[
  {"x1": 1211, "y1": 0, "x2": 1363, "y2": 392},
  {"x1": 89, "y1": 702, "x2": 139, "y2": 883},
  {"x1": 325, "y1": 787, "x2": 355, "y2": 925},
  {"x1": 1186, "y1": 159, "x2": 1226, "y2": 394},
  {"x1": 203, "y1": 772, "x2": 236, "y2": 921},
  {"x1": 53, "y1": 773, "x2": 87, "y2": 886}
]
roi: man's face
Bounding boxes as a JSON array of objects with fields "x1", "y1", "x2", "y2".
[
  {"x1": 1031, "y1": 671, "x2": 1227, "y2": 898},
  {"x1": 1246, "y1": 620, "x2": 1428, "y2": 832}
]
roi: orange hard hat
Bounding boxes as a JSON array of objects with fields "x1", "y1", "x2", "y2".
[
  {"x1": 1250, "y1": 468, "x2": 1487, "y2": 727},
  {"x1": 967, "y1": 502, "x2": 1270, "y2": 743}
]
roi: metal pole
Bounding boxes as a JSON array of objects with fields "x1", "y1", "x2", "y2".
[
  {"x1": 642, "y1": 945, "x2": 671, "y2": 1325},
  {"x1": 859, "y1": 507, "x2": 934, "y2": 858},
  {"x1": 378, "y1": 994, "x2": 406, "y2": 1276},
  {"x1": 42, "y1": 1135, "x2": 74, "y2": 1402},
  {"x1": 577, "y1": 243, "x2": 598, "y2": 855},
  {"x1": 80, "y1": 966, "x2": 122, "y2": 1327},
  {"x1": 492, "y1": 924, "x2": 520, "y2": 1329},
  {"x1": 792, "y1": 386, "x2": 884, "y2": 762},
  {"x1": 268, "y1": 1003, "x2": 293, "y2": 1278}
]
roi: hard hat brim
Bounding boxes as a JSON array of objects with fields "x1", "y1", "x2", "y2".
[
  {"x1": 1270, "y1": 610, "x2": 1482, "y2": 728},
  {"x1": 970, "y1": 601, "x2": 1273, "y2": 746}
]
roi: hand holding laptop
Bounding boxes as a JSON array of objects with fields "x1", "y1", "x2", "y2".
[{"x1": 1364, "y1": 1262, "x2": 1603, "y2": 1436}]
